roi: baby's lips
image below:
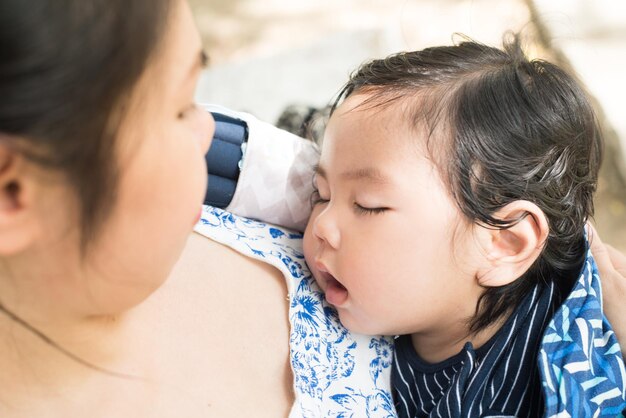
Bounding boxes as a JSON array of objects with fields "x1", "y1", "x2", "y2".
[
  {"x1": 325, "y1": 277, "x2": 349, "y2": 306},
  {"x1": 313, "y1": 260, "x2": 349, "y2": 305}
]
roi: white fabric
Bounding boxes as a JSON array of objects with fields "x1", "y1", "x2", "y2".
[
  {"x1": 194, "y1": 206, "x2": 396, "y2": 417},
  {"x1": 200, "y1": 104, "x2": 318, "y2": 231}
]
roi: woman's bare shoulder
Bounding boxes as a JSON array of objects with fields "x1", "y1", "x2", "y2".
[
  {"x1": 136, "y1": 232, "x2": 294, "y2": 416},
  {"x1": 0, "y1": 232, "x2": 293, "y2": 417}
]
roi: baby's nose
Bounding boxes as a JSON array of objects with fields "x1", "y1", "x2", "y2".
[{"x1": 312, "y1": 206, "x2": 341, "y2": 249}]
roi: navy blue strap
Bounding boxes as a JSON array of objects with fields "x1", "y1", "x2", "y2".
[{"x1": 204, "y1": 112, "x2": 248, "y2": 208}]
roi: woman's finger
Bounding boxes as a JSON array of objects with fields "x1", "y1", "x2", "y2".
[
  {"x1": 587, "y1": 223, "x2": 614, "y2": 277},
  {"x1": 606, "y1": 244, "x2": 626, "y2": 273},
  {"x1": 588, "y1": 224, "x2": 626, "y2": 359}
]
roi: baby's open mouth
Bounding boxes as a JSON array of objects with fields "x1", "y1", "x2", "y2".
[{"x1": 324, "y1": 275, "x2": 349, "y2": 306}]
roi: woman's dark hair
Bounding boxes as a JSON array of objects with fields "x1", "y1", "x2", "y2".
[
  {"x1": 0, "y1": 0, "x2": 172, "y2": 247},
  {"x1": 333, "y1": 34, "x2": 602, "y2": 334}
]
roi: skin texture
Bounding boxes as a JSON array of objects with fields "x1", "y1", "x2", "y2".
[
  {"x1": 0, "y1": 1, "x2": 293, "y2": 415},
  {"x1": 303, "y1": 93, "x2": 549, "y2": 363}
]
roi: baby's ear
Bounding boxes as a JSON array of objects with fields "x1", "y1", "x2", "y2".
[{"x1": 475, "y1": 201, "x2": 549, "y2": 288}]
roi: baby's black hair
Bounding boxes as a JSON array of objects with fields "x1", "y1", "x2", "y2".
[{"x1": 333, "y1": 34, "x2": 602, "y2": 334}]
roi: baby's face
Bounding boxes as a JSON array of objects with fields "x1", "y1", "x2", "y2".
[{"x1": 303, "y1": 94, "x2": 484, "y2": 336}]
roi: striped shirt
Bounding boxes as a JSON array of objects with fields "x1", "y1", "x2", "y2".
[{"x1": 392, "y1": 282, "x2": 558, "y2": 417}]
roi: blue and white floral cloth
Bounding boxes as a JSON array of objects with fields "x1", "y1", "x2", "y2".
[
  {"x1": 194, "y1": 206, "x2": 626, "y2": 417},
  {"x1": 194, "y1": 206, "x2": 395, "y2": 418}
]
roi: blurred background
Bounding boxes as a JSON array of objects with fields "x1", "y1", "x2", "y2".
[{"x1": 190, "y1": 0, "x2": 626, "y2": 252}]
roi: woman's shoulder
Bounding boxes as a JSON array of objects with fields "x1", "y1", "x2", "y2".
[{"x1": 154, "y1": 230, "x2": 294, "y2": 416}]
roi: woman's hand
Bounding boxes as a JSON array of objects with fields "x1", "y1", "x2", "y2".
[{"x1": 589, "y1": 224, "x2": 626, "y2": 358}]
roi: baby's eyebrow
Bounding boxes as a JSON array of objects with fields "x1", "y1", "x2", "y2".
[
  {"x1": 341, "y1": 167, "x2": 390, "y2": 184},
  {"x1": 315, "y1": 164, "x2": 390, "y2": 184}
]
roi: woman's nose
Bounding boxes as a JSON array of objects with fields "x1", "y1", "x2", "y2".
[
  {"x1": 312, "y1": 205, "x2": 341, "y2": 249},
  {"x1": 193, "y1": 107, "x2": 215, "y2": 155}
]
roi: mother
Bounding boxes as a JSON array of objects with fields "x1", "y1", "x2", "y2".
[{"x1": 0, "y1": 0, "x2": 293, "y2": 416}]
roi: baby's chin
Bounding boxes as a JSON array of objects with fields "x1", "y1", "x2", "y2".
[{"x1": 335, "y1": 311, "x2": 386, "y2": 336}]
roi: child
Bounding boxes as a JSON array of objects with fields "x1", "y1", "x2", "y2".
[
  {"x1": 198, "y1": 35, "x2": 626, "y2": 417},
  {"x1": 300, "y1": 35, "x2": 623, "y2": 417}
]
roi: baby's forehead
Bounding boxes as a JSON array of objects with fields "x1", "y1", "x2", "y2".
[
  {"x1": 335, "y1": 90, "x2": 444, "y2": 134},
  {"x1": 319, "y1": 101, "x2": 450, "y2": 195},
  {"x1": 328, "y1": 97, "x2": 442, "y2": 155}
]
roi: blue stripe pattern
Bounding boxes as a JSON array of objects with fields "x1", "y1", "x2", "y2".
[{"x1": 392, "y1": 282, "x2": 555, "y2": 417}]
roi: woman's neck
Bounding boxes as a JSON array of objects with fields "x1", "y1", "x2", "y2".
[
  {"x1": 0, "y1": 301, "x2": 139, "y2": 381},
  {"x1": 0, "y1": 259, "x2": 146, "y2": 401}
]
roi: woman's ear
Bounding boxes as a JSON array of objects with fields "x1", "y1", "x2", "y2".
[
  {"x1": 0, "y1": 141, "x2": 40, "y2": 255},
  {"x1": 475, "y1": 200, "x2": 549, "y2": 288}
]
